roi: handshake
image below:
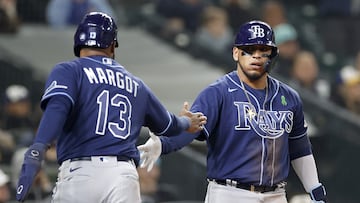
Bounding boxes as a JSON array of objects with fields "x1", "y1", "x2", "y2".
[{"x1": 138, "y1": 102, "x2": 207, "y2": 172}]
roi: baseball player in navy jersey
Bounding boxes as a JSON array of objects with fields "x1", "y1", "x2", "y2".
[
  {"x1": 15, "y1": 12, "x2": 207, "y2": 203},
  {"x1": 138, "y1": 20, "x2": 328, "y2": 203}
]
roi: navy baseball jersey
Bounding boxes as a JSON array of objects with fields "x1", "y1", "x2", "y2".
[
  {"x1": 161, "y1": 70, "x2": 312, "y2": 186},
  {"x1": 36, "y1": 56, "x2": 187, "y2": 165}
]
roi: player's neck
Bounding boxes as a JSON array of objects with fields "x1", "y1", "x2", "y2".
[{"x1": 80, "y1": 48, "x2": 113, "y2": 58}]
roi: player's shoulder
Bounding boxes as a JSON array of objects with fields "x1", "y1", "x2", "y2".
[
  {"x1": 208, "y1": 71, "x2": 235, "y2": 87},
  {"x1": 52, "y1": 58, "x2": 80, "y2": 70},
  {"x1": 47, "y1": 59, "x2": 81, "y2": 78},
  {"x1": 194, "y1": 72, "x2": 235, "y2": 102},
  {"x1": 269, "y1": 76, "x2": 301, "y2": 99},
  {"x1": 199, "y1": 71, "x2": 230, "y2": 94}
]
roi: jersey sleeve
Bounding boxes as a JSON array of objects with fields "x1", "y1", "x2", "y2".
[
  {"x1": 34, "y1": 95, "x2": 72, "y2": 145},
  {"x1": 190, "y1": 85, "x2": 221, "y2": 141},
  {"x1": 288, "y1": 92, "x2": 312, "y2": 160},
  {"x1": 159, "y1": 84, "x2": 222, "y2": 153},
  {"x1": 143, "y1": 85, "x2": 189, "y2": 136},
  {"x1": 160, "y1": 132, "x2": 198, "y2": 154}
]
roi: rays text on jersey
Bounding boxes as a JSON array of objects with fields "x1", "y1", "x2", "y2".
[
  {"x1": 83, "y1": 67, "x2": 139, "y2": 97},
  {"x1": 234, "y1": 102, "x2": 293, "y2": 139}
]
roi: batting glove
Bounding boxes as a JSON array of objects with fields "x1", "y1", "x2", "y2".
[
  {"x1": 310, "y1": 184, "x2": 327, "y2": 203},
  {"x1": 137, "y1": 131, "x2": 161, "y2": 172},
  {"x1": 16, "y1": 142, "x2": 47, "y2": 202}
]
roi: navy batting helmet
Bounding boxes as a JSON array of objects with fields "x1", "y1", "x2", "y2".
[
  {"x1": 234, "y1": 20, "x2": 278, "y2": 59},
  {"x1": 74, "y1": 12, "x2": 119, "y2": 57}
]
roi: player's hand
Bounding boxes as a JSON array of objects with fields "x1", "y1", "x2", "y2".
[
  {"x1": 16, "y1": 142, "x2": 47, "y2": 202},
  {"x1": 180, "y1": 101, "x2": 207, "y2": 133},
  {"x1": 137, "y1": 131, "x2": 161, "y2": 172},
  {"x1": 309, "y1": 184, "x2": 327, "y2": 203}
]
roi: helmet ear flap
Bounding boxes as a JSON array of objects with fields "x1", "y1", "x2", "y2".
[
  {"x1": 265, "y1": 53, "x2": 278, "y2": 72},
  {"x1": 263, "y1": 46, "x2": 279, "y2": 72}
]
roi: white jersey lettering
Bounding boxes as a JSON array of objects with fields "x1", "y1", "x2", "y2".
[{"x1": 83, "y1": 67, "x2": 139, "y2": 97}]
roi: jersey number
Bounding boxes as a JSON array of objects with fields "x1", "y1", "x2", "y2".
[{"x1": 96, "y1": 90, "x2": 132, "y2": 139}]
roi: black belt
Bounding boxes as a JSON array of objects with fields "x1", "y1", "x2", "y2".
[
  {"x1": 209, "y1": 179, "x2": 285, "y2": 193},
  {"x1": 70, "y1": 156, "x2": 131, "y2": 162}
]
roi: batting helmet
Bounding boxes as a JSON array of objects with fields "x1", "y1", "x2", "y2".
[
  {"x1": 234, "y1": 20, "x2": 278, "y2": 59},
  {"x1": 74, "y1": 12, "x2": 119, "y2": 57}
]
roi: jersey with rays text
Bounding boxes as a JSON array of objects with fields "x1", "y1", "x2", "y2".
[{"x1": 161, "y1": 70, "x2": 312, "y2": 186}]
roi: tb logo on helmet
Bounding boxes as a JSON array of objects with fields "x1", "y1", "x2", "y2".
[{"x1": 248, "y1": 25, "x2": 265, "y2": 40}]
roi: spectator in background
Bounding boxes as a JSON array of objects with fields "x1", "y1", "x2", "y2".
[
  {"x1": 219, "y1": 0, "x2": 258, "y2": 34},
  {"x1": 193, "y1": 6, "x2": 233, "y2": 54},
  {"x1": 155, "y1": 0, "x2": 207, "y2": 36},
  {"x1": 289, "y1": 51, "x2": 331, "y2": 99},
  {"x1": 288, "y1": 51, "x2": 331, "y2": 138},
  {"x1": 0, "y1": 0, "x2": 20, "y2": 33},
  {"x1": 261, "y1": 0, "x2": 287, "y2": 28},
  {"x1": 46, "y1": 0, "x2": 115, "y2": 29},
  {"x1": 0, "y1": 169, "x2": 10, "y2": 203},
  {"x1": 331, "y1": 52, "x2": 360, "y2": 108},
  {"x1": 317, "y1": 0, "x2": 360, "y2": 56},
  {"x1": 0, "y1": 129, "x2": 15, "y2": 164},
  {"x1": 138, "y1": 159, "x2": 178, "y2": 203},
  {"x1": 272, "y1": 23, "x2": 301, "y2": 77},
  {"x1": 332, "y1": 65, "x2": 360, "y2": 115},
  {"x1": 1, "y1": 85, "x2": 35, "y2": 148},
  {"x1": 261, "y1": 1, "x2": 301, "y2": 77}
]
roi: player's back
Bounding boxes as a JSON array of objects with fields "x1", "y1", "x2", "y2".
[{"x1": 43, "y1": 55, "x2": 152, "y2": 164}]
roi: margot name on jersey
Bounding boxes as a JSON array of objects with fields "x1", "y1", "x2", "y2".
[{"x1": 83, "y1": 67, "x2": 139, "y2": 97}]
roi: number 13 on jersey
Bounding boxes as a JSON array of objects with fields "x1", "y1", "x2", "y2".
[{"x1": 96, "y1": 90, "x2": 132, "y2": 139}]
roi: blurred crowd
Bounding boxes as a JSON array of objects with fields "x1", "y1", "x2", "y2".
[
  {"x1": 1, "y1": 0, "x2": 359, "y2": 113},
  {"x1": 147, "y1": 0, "x2": 360, "y2": 117},
  {"x1": 1, "y1": 0, "x2": 360, "y2": 202}
]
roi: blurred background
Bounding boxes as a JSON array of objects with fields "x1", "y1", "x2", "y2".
[{"x1": 0, "y1": 0, "x2": 360, "y2": 202}]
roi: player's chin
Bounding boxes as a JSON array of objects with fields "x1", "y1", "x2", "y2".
[{"x1": 247, "y1": 71, "x2": 267, "y2": 81}]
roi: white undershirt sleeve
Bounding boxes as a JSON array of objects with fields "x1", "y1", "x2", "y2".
[{"x1": 291, "y1": 154, "x2": 321, "y2": 192}]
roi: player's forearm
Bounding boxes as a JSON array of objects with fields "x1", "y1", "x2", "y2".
[
  {"x1": 174, "y1": 115, "x2": 191, "y2": 132},
  {"x1": 291, "y1": 154, "x2": 320, "y2": 192},
  {"x1": 160, "y1": 113, "x2": 198, "y2": 137},
  {"x1": 160, "y1": 132, "x2": 197, "y2": 154}
]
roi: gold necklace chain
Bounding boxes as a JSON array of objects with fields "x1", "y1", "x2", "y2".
[{"x1": 239, "y1": 77, "x2": 269, "y2": 119}]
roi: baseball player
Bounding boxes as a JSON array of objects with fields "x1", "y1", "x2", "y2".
[
  {"x1": 15, "y1": 12, "x2": 207, "y2": 203},
  {"x1": 138, "y1": 20, "x2": 327, "y2": 203}
]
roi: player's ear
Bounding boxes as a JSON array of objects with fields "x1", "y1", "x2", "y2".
[{"x1": 232, "y1": 47, "x2": 239, "y2": 62}]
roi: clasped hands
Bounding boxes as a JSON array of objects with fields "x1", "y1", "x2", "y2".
[
  {"x1": 181, "y1": 101, "x2": 207, "y2": 133},
  {"x1": 138, "y1": 102, "x2": 206, "y2": 172}
]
